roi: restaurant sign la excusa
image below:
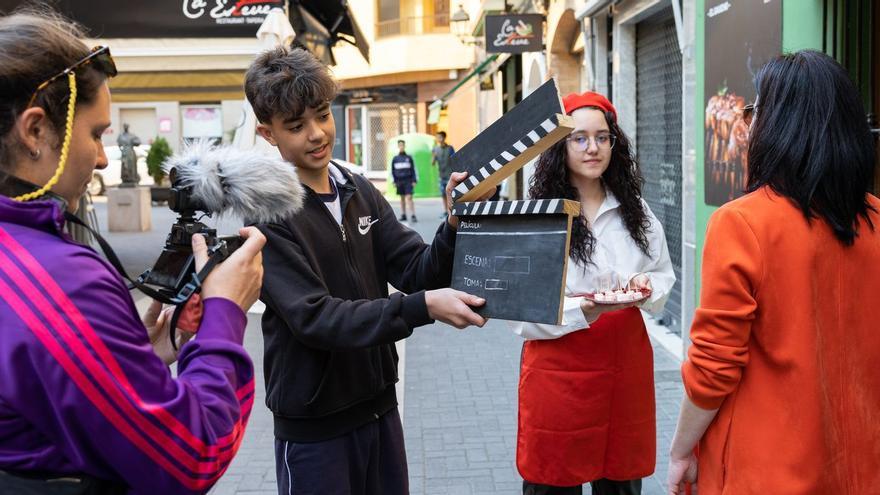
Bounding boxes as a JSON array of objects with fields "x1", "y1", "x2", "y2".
[{"x1": 182, "y1": 0, "x2": 281, "y2": 25}]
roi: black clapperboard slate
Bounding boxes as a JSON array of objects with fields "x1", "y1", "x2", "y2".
[
  {"x1": 450, "y1": 78, "x2": 574, "y2": 203},
  {"x1": 449, "y1": 78, "x2": 578, "y2": 325},
  {"x1": 451, "y1": 200, "x2": 580, "y2": 324}
]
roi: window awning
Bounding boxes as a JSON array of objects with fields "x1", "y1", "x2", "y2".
[
  {"x1": 428, "y1": 53, "x2": 510, "y2": 124},
  {"x1": 291, "y1": 0, "x2": 370, "y2": 66}
]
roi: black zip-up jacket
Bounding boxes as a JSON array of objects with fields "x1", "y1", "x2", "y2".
[{"x1": 256, "y1": 163, "x2": 456, "y2": 442}]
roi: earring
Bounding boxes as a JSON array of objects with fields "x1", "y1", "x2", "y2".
[{"x1": 29, "y1": 148, "x2": 41, "y2": 160}]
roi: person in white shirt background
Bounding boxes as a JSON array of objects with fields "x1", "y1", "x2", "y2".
[{"x1": 510, "y1": 92, "x2": 675, "y2": 495}]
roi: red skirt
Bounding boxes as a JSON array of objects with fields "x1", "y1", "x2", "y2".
[{"x1": 516, "y1": 307, "x2": 656, "y2": 486}]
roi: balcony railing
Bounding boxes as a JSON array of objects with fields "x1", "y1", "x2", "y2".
[{"x1": 376, "y1": 13, "x2": 451, "y2": 37}]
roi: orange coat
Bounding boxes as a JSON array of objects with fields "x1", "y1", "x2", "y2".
[{"x1": 683, "y1": 187, "x2": 880, "y2": 494}]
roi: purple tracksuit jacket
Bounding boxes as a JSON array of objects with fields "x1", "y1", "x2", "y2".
[{"x1": 0, "y1": 193, "x2": 254, "y2": 494}]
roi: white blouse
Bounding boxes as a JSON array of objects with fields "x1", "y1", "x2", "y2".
[{"x1": 508, "y1": 190, "x2": 675, "y2": 340}]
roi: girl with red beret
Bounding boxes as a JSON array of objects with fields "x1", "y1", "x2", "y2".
[{"x1": 509, "y1": 91, "x2": 675, "y2": 495}]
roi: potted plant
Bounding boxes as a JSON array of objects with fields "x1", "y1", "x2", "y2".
[{"x1": 146, "y1": 136, "x2": 173, "y2": 203}]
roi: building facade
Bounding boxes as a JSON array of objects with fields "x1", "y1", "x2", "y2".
[
  {"x1": 328, "y1": 0, "x2": 479, "y2": 179},
  {"x1": 463, "y1": 0, "x2": 878, "y2": 356},
  {"x1": 5, "y1": 0, "x2": 479, "y2": 184}
]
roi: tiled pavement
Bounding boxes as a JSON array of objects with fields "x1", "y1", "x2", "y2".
[
  {"x1": 402, "y1": 314, "x2": 684, "y2": 495},
  {"x1": 100, "y1": 197, "x2": 684, "y2": 495}
]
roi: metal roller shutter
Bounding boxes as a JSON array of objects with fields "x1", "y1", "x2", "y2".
[{"x1": 636, "y1": 7, "x2": 683, "y2": 335}]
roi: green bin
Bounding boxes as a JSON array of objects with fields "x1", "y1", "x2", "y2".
[{"x1": 385, "y1": 133, "x2": 440, "y2": 199}]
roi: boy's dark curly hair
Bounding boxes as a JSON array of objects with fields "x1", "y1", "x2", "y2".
[
  {"x1": 245, "y1": 46, "x2": 338, "y2": 124},
  {"x1": 529, "y1": 109, "x2": 652, "y2": 266}
]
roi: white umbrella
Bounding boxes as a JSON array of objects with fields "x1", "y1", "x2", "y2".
[{"x1": 232, "y1": 7, "x2": 295, "y2": 152}]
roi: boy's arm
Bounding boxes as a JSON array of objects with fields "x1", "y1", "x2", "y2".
[
  {"x1": 257, "y1": 222, "x2": 433, "y2": 350},
  {"x1": 372, "y1": 185, "x2": 456, "y2": 294}
]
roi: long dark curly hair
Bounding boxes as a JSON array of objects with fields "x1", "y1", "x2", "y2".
[{"x1": 529, "y1": 109, "x2": 652, "y2": 266}]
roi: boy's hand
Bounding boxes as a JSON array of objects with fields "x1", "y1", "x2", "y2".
[
  {"x1": 425, "y1": 288, "x2": 487, "y2": 329},
  {"x1": 445, "y1": 172, "x2": 497, "y2": 229}
]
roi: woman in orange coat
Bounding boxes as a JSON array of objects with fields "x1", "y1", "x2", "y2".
[{"x1": 667, "y1": 50, "x2": 880, "y2": 494}]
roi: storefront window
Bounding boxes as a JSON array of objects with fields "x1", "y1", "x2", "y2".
[
  {"x1": 347, "y1": 106, "x2": 365, "y2": 168},
  {"x1": 181, "y1": 105, "x2": 223, "y2": 146},
  {"x1": 376, "y1": 0, "x2": 450, "y2": 37}
]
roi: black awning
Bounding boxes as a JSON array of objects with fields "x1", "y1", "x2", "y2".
[{"x1": 290, "y1": 0, "x2": 370, "y2": 65}]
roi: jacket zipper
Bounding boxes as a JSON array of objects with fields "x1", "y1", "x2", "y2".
[
  {"x1": 335, "y1": 211, "x2": 379, "y2": 393},
  {"x1": 307, "y1": 184, "x2": 365, "y2": 297}
]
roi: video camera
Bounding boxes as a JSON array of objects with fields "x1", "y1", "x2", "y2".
[
  {"x1": 137, "y1": 167, "x2": 243, "y2": 299},
  {"x1": 134, "y1": 142, "x2": 304, "y2": 301}
]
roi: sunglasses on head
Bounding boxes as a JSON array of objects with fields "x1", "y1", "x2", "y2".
[{"x1": 26, "y1": 45, "x2": 117, "y2": 108}]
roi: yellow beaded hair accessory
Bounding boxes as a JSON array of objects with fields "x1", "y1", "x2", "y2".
[{"x1": 12, "y1": 72, "x2": 78, "y2": 202}]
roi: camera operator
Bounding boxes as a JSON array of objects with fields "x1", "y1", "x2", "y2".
[{"x1": 0, "y1": 9, "x2": 265, "y2": 494}]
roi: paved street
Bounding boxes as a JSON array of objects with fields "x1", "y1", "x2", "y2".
[{"x1": 93, "y1": 193, "x2": 684, "y2": 495}]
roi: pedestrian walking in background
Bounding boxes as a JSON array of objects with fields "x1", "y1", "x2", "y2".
[
  {"x1": 432, "y1": 130, "x2": 455, "y2": 216},
  {"x1": 509, "y1": 92, "x2": 675, "y2": 495},
  {"x1": 668, "y1": 50, "x2": 880, "y2": 495},
  {"x1": 392, "y1": 139, "x2": 418, "y2": 222}
]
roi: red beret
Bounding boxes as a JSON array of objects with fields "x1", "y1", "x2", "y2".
[{"x1": 562, "y1": 91, "x2": 617, "y2": 122}]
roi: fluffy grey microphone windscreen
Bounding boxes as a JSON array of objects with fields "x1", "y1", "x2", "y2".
[{"x1": 164, "y1": 140, "x2": 305, "y2": 224}]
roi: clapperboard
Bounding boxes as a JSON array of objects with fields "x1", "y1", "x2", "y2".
[
  {"x1": 450, "y1": 78, "x2": 574, "y2": 203},
  {"x1": 449, "y1": 79, "x2": 580, "y2": 325}
]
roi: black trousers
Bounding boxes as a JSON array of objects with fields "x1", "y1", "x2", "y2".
[
  {"x1": 0, "y1": 470, "x2": 127, "y2": 495},
  {"x1": 274, "y1": 408, "x2": 408, "y2": 495},
  {"x1": 523, "y1": 478, "x2": 642, "y2": 495}
]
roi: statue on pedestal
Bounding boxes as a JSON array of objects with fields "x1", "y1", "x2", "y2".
[{"x1": 117, "y1": 124, "x2": 141, "y2": 187}]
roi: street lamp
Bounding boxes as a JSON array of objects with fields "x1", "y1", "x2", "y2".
[{"x1": 450, "y1": 4, "x2": 470, "y2": 40}]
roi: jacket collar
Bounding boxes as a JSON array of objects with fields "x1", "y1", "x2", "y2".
[
  {"x1": 0, "y1": 175, "x2": 68, "y2": 234},
  {"x1": 328, "y1": 161, "x2": 357, "y2": 191},
  {"x1": 594, "y1": 187, "x2": 621, "y2": 221}
]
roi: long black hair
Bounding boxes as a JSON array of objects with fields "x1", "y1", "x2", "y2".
[
  {"x1": 529, "y1": 109, "x2": 652, "y2": 266},
  {"x1": 747, "y1": 50, "x2": 876, "y2": 245}
]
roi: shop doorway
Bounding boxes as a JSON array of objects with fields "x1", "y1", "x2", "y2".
[
  {"x1": 636, "y1": 7, "x2": 683, "y2": 335},
  {"x1": 118, "y1": 108, "x2": 157, "y2": 146},
  {"x1": 823, "y1": 0, "x2": 879, "y2": 192}
]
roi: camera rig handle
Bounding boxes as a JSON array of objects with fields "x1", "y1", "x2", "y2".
[{"x1": 64, "y1": 212, "x2": 231, "y2": 350}]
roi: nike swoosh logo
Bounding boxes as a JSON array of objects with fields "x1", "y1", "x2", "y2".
[{"x1": 358, "y1": 219, "x2": 380, "y2": 235}]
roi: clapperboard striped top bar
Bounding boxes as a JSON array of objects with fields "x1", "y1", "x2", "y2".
[
  {"x1": 452, "y1": 114, "x2": 565, "y2": 200},
  {"x1": 451, "y1": 199, "x2": 580, "y2": 217},
  {"x1": 450, "y1": 78, "x2": 575, "y2": 203}
]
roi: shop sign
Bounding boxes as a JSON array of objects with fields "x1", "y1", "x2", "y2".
[
  {"x1": 0, "y1": 0, "x2": 285, "y2": 38},
  {"x1": 485, "y1": 14, "x2": 543, "y2": 54}
]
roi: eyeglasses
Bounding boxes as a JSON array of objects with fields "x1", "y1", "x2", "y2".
[
  {"x1": 566, "y1": 133, "x2": 616, "y2": 152},
  {"x1": 26, "y1": 46, "x2": 117, "y2": 109},
  {"x1": 742, "y1": 103, "x2": 757, "y2": 126}
]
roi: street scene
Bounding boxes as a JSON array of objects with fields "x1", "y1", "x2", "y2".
[
  {"x1": 0, "y1": 0, "x2": 879, "y2": 494},
  {"x1": 95, "y1": 197, "x2": 683, "y2": 495}
]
